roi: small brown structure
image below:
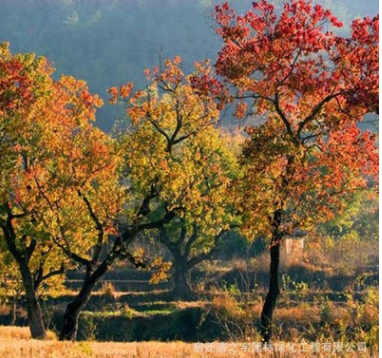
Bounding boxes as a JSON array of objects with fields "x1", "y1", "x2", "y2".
[{"x1": 283, "y1": 232, "x2": 306, "y2": 264}]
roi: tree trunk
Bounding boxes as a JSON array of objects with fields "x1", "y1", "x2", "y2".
[
  {"x1": 59, "y1": 278, "x2": 96, "y2": 341},
  {"x1": 172, "y1": 259, "x2": 194, "y2": 300},
  {"x1": 1, "y1": 222, "x2": 46, "y2": 339},
  {"x1": 10, "y1": 294, "x2": 17, "y2": 326},
  {"x1": 260, "y1": 237, "x2": 281, "y2": 343},
  {"x1": 59, "y1": 258, "x2": 112, "y2": 341},
  {"x1": 19, "y1": 265, "x2": 46, "y2": 339}
]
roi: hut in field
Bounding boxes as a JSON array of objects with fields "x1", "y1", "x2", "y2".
[{"x1": 283, "y1": 230, "x2": 306, "y2": 263}]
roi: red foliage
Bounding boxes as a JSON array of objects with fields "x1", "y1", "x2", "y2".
[{"x1": 207, "y1": 0, "x2": 378, "y2": 234}]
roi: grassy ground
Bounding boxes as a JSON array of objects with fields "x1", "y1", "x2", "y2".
[
  {"x1": 0, "y1": 326, "x2": 378, "y2": 358},
  {"x1": 0, "y1": 251, "x2": 378, "y2": 356},
  {"x1": 0, "y1": 260, "x2": 378, "y2": 343}
]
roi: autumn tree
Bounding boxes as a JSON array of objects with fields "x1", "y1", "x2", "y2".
[
  {"x1": 0, "y1": 43, "x2": 126, "y2": 342},
  {"x1": 205, "y1": 0, "x2": 379, "y2": 342},
  {"x1": 39, "y1": 56, "x2": 223, "y2": 341},
  {"x1": 112, "y1": 57, "x2": 238, "y2": 300},
  {"x1": 153, "y1": 128, "x2": 240, "y2": 300},
  {"x1": 0, "y1": 43, "x2": 83, "y2": 339},
  {"x1": 45, "y1": 56, "x2": 221, "y2": 342},
  {"x1": 0, "y1": 48, "x2": 165, "y2": 341},
  {"x1": 43, "y1": 129, "x2": 136, "y2": 342},
  {"x1": 21, "y1": 76, "x2": 126, "y2": 342}
]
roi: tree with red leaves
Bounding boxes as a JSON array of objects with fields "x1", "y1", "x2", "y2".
[{"x1": 208, "y1": 0, "x2": 379, "y2": 342}]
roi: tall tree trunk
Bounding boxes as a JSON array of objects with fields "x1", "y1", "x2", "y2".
[
  {"x1": 172, "y1": 259, "x2": 194, "y2": 300},
  {"x1": 260, "y1": 210, "x2": 282, "y2": 343},
  {"x1": 19, "y1": 265, "x2": 46, "y2": 339},
  {"x1": 260, "y1": 238, "x2": 281, "y2": 342}
]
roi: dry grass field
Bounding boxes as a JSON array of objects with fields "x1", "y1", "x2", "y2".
[{"x1": 0, "y1": 326, "x2": 378, "y2": 358}]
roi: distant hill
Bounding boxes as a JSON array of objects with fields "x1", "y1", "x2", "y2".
[{"x1": 0, "y1": 0, "x2": 378, "y2": 131}]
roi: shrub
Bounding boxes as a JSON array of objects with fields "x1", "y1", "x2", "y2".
[{"x1": 101, "y1": 282, "x2": 117, "y2": 300}]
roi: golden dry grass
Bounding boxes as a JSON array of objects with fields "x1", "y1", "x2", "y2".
[{"x1": 0, "y1": 326, "x2": 378, "y2": 358}]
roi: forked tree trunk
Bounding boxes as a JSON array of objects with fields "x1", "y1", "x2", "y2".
[{"x1": 59, "y1": 207, "x2": 177, "y2": 341}]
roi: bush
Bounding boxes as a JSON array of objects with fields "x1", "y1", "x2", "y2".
[
  {"x1": 209, "y1": 285, "x2": 261, "y2": 341},
  {"x1": 100, "y1": 282, "x2": 117, "y2": 300}
]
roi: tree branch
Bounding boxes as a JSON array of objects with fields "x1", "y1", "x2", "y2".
[
  {"x1": 184, "y1": 223, "x2": 198, "y2": 258},
  {"x1": 77, "y1": 190, "x2": 104, "y2": 263},
  {"x1": 273, "y1": 92, "x2": 295, "y2": 139},
  {"x1": 187, "y1": 229, "x2": 228, "y2": 269},
  {"x1": 297, "y1": 92, "x2": 343, "y2": 136}
]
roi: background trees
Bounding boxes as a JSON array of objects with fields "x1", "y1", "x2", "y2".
[
  {"x1": 0, "y1": 0, "x2": 377, "y2": 130},
  {"x1": 0, "y1": 244, "x2": 24, "y2": 326},
  {"x1": 153, "y1": 128, "x2": 240, "y2": 300},
  {"x1": 113, "y1": 58, "x2": 240, "y2": 299}
]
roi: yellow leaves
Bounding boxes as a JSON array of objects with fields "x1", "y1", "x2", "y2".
[
  {"x1": 149, "y1": 258, "x2": 172, "y2": 285},
  {"x1": 126, "y1": 106, "x2": 146, "y2": 125},
  {"x1": 107, "y1": 60, "x2": 242, "y2": 253},
  {"x1": 59, "y1": 75, "x2": 85, "y2": 93},
  {"x1": 193, "y1": 59, "x2": 211, "y2": 75},
  {"x1": 164, "y1": 57, "x2": 182, "y2": 70},
  {"x1": 119, "y1": 86, "x2": 239, "y2": 231},
  {"x1": 91, "y1": 94, "x2": 103, "y2": 108},
  {"x1": 0, "y1": 41, "x2": 11, "y2": 57}
]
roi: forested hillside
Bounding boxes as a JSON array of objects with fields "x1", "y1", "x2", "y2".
[{"x1": 0, "y1": 0, "x2": 377, "y2": 130}]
